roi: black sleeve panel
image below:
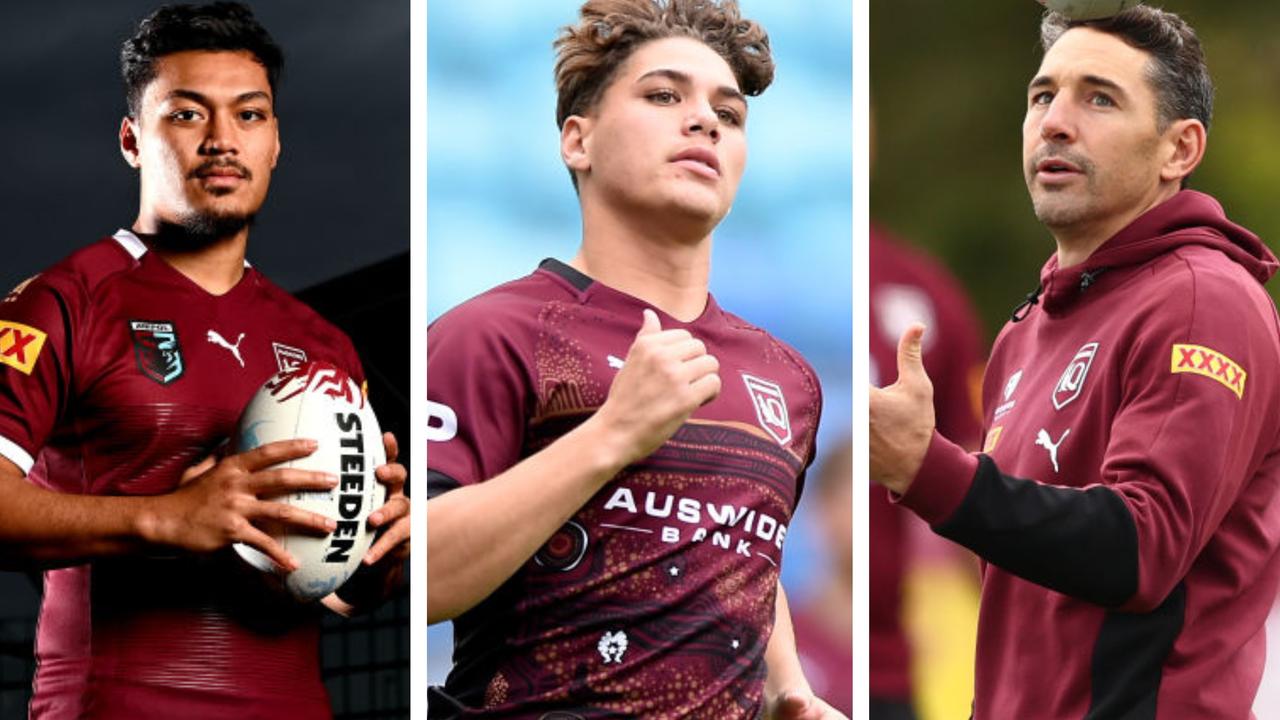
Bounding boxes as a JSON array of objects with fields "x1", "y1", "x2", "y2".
[
  {"x1": 934, "y1": 453, "x2": 1139, "y2": 608},
  {"x1": 427, "y1": 469, "x2": 461, "y2": 499}
]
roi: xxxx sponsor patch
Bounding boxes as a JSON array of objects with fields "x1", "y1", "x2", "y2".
[
  {"x1": 1171, "y1": 343, "x2": 1246, "y2": 399},
  {"x1": 0, "y1": 320, "x2": 47, "y2": 375}
]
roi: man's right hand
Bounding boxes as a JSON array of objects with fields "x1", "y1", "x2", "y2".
[
  {"x1": 591, "y1": 309, "x2": 721, "y2": 465},
  {"x1": 140, "y1": 438, "x2": 339, "y2": 572}
]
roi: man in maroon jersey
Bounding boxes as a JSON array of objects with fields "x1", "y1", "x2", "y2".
[
  {"x1": 0, "y1": 4, "x2": 409, "y2": 717},
  {"x1": 426, "y1": 1, "x2": 841, "y2": 718},
  {"x1": 872, "y1": 7, "x2": 1280, "y2": 719},
  {"x1": 869, "y1": 225, "x2": 984, "y2": 720}
]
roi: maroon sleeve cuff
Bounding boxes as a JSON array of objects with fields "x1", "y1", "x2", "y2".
[{"x1": 891, "y1": 430, "x2": 980, "y2": 526}]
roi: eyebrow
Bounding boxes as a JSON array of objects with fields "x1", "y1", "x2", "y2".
[
  {"x1": 1028, "y1": 73, "x2": 1129, "y2": 99},
  {"x1": 635, "y1": 68, "x2": 746, "y2": 105},
  {"x1": 165, "y1": 89, "x2": 273, "y2": 106}
]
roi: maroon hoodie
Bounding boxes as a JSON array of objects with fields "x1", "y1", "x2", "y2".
[{"x1": 898, "y1": 191, "x2": 1280, "y2": 719}]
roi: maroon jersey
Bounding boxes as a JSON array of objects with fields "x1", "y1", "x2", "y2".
[
  {"x1": 868, "y1": 226, "x2": 983, "y2": 701},
  {"x1": 0, "y1": 232, "x2": 365, "y2": 719},
  {"x1": 900, "y1": 191, "x2": 1280, "y2": 718},
  {"x1": 427, "y1": 259, "x2": 822, "y2": 718}
]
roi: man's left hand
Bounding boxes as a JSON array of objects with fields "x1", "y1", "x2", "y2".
[
  {"x1": 869, "y1": 323, "x2": 937, "y2": 495},
  {"x1": 365, "y1": 431, "x2": 410, "y2": 567},
  {"x1": 766, "y1": 690, "x2": 849, "y2": 720}
]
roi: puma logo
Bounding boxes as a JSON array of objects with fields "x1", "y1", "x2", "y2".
[
  {"x1": 207, "y1": 330, "x2": 245, "y2": 368},
  {"x1": 1035, "y1": 428, "x2": 1070, "y2": 473}
]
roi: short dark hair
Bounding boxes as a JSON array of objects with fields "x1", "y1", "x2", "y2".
[
  {"x1": 1041, "y1": 6, "x2": 1212, "y2": 133},
  {"x1": 121, "y1": 2, "x2": 284, "y2": 119}
]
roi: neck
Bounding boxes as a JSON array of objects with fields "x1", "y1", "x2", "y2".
[
  {"x1": 573, "y1": 198, "x2": 714, "y2": 322},
  {"x1": 1052, "y1": 184, "x2": 1179, "y2": 269},
  {"x1": 132, "y1": 216, "x2": 249, "y2": 295}
]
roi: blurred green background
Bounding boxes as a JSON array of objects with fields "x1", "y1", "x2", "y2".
[{"x1": 871, "y1": 0, "x2": 1280, "y2": 345}]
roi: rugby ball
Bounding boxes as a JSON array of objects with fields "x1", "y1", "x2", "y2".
[
  {"x1": 233, "y1": 360, "x2": 386, "y2": 602},
  {"x1": 1037, "y1": 0, "x2": 1139, "y2": 20}
]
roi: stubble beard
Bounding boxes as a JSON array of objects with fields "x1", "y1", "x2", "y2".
[{"x1": 150, "y1": 209, "x2": 256, "y2": 252}]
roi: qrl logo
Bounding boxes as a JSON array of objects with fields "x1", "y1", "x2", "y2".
[
  {"x1": 1053, "y1": 342, "x2": 1099, "y2": 410},
  {"x1": 742, "y1": 373, "x2": 791, "y2": 445}
]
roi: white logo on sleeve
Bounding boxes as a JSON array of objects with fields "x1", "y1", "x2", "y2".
[
  {"x1": 607, "y1": 354, "x2": 625, "y2": 370},
  {"x1": 1035, "y1": 427, "x2": 1070, "y2": 473},
  {"x1": 427, "y1": 400, "x2": 458, "y2": 442},
  {"x1": 598, "y1": 630, "x2": 628, "y2": 664},
  {"x1": 207, "y1": 329, "x2": 245, "y2": 367}
]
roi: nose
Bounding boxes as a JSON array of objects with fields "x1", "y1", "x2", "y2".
[
  {"x1": 684, "y1": 101, "x2": 720, "y2": 143},
  {"x1": 1038, "y1": 94, "x2": 1076, "y2": 144},
  {"x1": 199, "y1": 110, "x2": 239, "y2": 156}
]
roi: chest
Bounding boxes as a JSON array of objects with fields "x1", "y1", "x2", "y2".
[
  {"x1": 982, "y1": 325, "x2": 1125, "y2": 487},
  {"x1": 49, "y1": 286, "x2": 339, "y2": 495}
]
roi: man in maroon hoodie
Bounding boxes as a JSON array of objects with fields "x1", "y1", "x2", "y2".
[{"x1": 871, "y1": 7, "x2": 1280, "y2": 719}]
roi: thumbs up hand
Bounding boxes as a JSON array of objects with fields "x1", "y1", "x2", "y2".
[{"x1": 869, "y1": 323, "x2": 936, "y2": 494}]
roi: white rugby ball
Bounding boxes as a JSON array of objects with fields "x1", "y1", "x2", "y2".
[
  {"x1": 1037, "y1": 0, "x2": 1140, "y2": 20},
  {"x1": 233, "y1": 360, "x2": 387, "y2": 602}
]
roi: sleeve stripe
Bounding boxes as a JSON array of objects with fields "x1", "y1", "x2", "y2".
[{"x1": 0, "y1": 435, "x2": 34, "y2": 474}]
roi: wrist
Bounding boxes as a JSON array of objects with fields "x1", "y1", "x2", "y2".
[
  {"x1": 573, "y1": 413, "x2": 638, "y2": 478},
  {"x1": 131, "y1": 495, "x2": 171, "y2": 548}
]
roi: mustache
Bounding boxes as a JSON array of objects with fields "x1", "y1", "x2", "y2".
[
  {"x1": 1028, "y1": 146, "x2": 1094, "y2": 176},
  {"x1": 189, "y1": 159, "x2": 252, "y2": 180}
]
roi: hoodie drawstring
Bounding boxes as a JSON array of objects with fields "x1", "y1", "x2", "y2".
[{"x1": 1011, "y1": 285, "x2": 1043, "y2": 323}]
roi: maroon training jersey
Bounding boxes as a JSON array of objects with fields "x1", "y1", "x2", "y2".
[
  {"x1": 868, "y1": 226, "x2": 983, "y2": 701},
  {"x1": 427, "y1": 259, "x2": 822, "y2": 719},
  {"x1": 0, "y1": 232, "x2": 365, "y2": 720},
  {"x1": 901, "y1": 191, "x2": 1280, "y2": 718}
]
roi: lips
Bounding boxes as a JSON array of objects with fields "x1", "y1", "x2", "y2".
[
  {"x1": 192, "y1": 162, "x2": 249, "y2": 181},
  {"x1": 1037, "y1": 157, "x2": 1081, "y2": 174},
  {"x1": 671, "y1": 146, "x2": 720, "y2": 178}
]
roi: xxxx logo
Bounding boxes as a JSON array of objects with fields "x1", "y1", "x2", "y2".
[
  {"x1": 0, "y1": 321, "x2": 47, "y2": 375},
  {"x1": 1171, "y1": 344, "x2": 1246, "y2": 399}
]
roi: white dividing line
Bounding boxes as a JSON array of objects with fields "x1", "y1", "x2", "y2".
[
  {"x1": 756, "y1": 553, "x2": 777, "y2": 567},
  {"x1": 599, "y1": 523, "x2": 653, "y2": 534}
]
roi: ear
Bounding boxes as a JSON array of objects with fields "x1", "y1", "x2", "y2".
[
  {"x1": 271, "y1": 117, "x2": 281, "y2": 169},
  {"x1": 560, "y1": 115, "x2": 592, "y2": 180},
  {"x1": 1158, "y1": 118, "x2": 1206, "y2": 184},
  {"x1": 119, "y1": 116, "x2": 142, "y2": 169}
]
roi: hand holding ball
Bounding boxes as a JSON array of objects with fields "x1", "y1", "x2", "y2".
[{"x1": 234, "y1": 361, "x2": 386, "y2": 601}]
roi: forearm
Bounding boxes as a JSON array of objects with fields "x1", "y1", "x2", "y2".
[
  {"x1": 427, "y1": 415, "x2": 630, "y2": 623},
  {"x1": 764, "y1": 583, "x2": 812, "y2": 700},
  {"x1": 0, "y1": 464, "x2": 161, "y2": 569},
  {"x1": 901, "y1": 433, "x2": 1138, "y2": 608}
]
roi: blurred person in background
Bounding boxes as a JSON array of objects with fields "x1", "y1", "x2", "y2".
[
  {"x1": 872, "y1": 6, "x2": 1280, "y2": 718},
  {"x1": 870, "y1": 225, "x2": 985, "y2": 720},
  {"x1": 789, "y1": 436, "x2": 853, "y2": 717}
]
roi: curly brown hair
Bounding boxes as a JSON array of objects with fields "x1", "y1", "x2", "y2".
[{"x1": 553, "y1": 0, "x2": 774, "y2": 130}]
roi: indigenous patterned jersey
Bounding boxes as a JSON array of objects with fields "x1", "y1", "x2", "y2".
[
  {"x1": 427, "y1": 259, "x2": 822, "y2": 719},
  {"x1": 0, "y1": 231, "x2": 365, "y2": 720}
]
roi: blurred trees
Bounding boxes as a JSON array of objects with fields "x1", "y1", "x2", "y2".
[{"x1": 872, "y1": 0, "x2": 1280, "y2": 343}]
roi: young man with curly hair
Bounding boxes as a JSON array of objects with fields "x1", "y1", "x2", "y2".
[{"x1": 427, "y1": 1, "x2": 842, "y2": 717}]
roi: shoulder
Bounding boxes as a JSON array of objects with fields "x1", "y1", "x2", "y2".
[
  {"x1": 25, "y1": 236, "x2": 138, "y2": 300},
  {"x1": 430, "y1": 271, "x2": 569, "y2": 344},
  {"x1": 718, "y1": 308, "x2": 822, "y2": 396}
]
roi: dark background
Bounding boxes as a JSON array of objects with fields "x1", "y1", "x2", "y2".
[{"x1": 0, "y1": 1, "x2": 409, "y2": 717}]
